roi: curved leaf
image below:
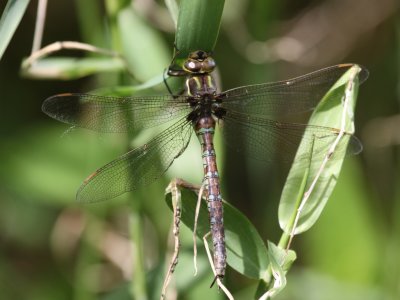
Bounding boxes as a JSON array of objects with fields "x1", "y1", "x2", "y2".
[
  {"x1": 21, "y1": 57, "x2": 125, "y2": 80},
  {"x1": 256, "y1": 242, "x2": 296, "y2": 299},
  {"x1": 279, "y1": 65, "x2": 368, "y2": 235}
]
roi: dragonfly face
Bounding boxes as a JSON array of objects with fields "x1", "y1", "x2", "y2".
[
  {"x1": 183, "y1": 51, "x2": 217, "y2": 97},
  {"x1": 182, "y1": 50, "x2": 216, "y2": 74}
]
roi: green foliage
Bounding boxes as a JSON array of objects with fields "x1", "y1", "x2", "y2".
[
  {"x1": 172, "y1": 0, "x2": 224, "y2": 65},
  {"x1": 175, "y1": 0, "x2": 224, "y2": 51},
  {"x1": 21, "y1": 57, "x2": 126, "y2": 80},
  {"x1": 0, "y1": 0, "x2": 30, "y2": 60},
  {"x1": 256, "y1": 242, "x2": 296, "y2": 299},
  {"x1": 117, "y1": 7, "x2": 170, "y2": 81},
  {"x1": 279, "y1": 66, "x2": 365, "y2": 235}
]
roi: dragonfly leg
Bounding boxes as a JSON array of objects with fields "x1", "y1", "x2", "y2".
[
  {"x1": 163, "y1": 68, "x2": 175, "y2": 96},
  {"x1": 163, "y1": 67, "x2": 186, "y2": 97},
  {"x1": 167, "y1": 44, "x2": 186, "y2": 77},
  {"x1": 161, "y1": 180, "x2": 183, "y2": 299}
]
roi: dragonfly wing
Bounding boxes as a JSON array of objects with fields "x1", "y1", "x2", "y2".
[
  {"x1": 220, "y1": 64, "x2": 368, "y2": 117},
  {"x1": 221, "y1": 111, "x2": 362, "y2": 164},
  {"x1": 42, "y1": 93, "x2": 191, "y2": 133},
  {"x1": 77, "y1": 118, "x2": 192, "y2": 203}
]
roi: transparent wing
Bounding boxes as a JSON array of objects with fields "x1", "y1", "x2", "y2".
[
  {"x1": 42, "y1": 93, "x2": 191, "y2": 133},
  {"x1": 221, "y1": 111, "x2": 362, "y2": 163},
  {"x1": 77, "y1": 118, "x2": 192, "y2": 203},
  {"x1": 221, "y1": 64, "x2": 368, "y2": 117}
]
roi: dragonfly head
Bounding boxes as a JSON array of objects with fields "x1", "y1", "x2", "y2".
[{"x1": 183, "y1": 50, "x2": 216, "y2": 75}]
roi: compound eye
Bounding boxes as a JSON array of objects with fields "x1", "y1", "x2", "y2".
[
  {"x1": 203, "y1": 57, "x2": 216, "y2": 72},
  {"x1": 183, "y1": 59, "x2": 202, "y2": 73}
]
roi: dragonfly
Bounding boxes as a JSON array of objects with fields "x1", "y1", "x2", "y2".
[{"x1": 42, "y1": 50, "x2": 368, "y2": 281}]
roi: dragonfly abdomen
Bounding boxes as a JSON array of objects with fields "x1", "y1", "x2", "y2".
[{"x1": 195, "y1": 116, "x2": 227, "y2": 278}]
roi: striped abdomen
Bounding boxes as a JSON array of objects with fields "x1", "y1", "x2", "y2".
[{"x1": 195, "y1": 115, "x2": 226, "y2": 278}]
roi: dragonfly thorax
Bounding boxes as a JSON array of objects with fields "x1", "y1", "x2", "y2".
[
  {"x1": 186, "y1": 96, "x2": 226, "y2": 125},
  {"x1": 185, "y1": 72, "x2": 225, "y2": 124},
  {"x1": 186, "y1": 74, "x2": 217, "y2": 98}
]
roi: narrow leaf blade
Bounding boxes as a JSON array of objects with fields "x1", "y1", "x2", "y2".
[{"x1": 0, "y1": 0, "x2": 30, "y2": 60}]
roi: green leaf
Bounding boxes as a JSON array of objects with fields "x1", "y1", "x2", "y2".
[
  {"x1": 172, "y1": 0, "x2": 224, "y2": 64},
  {"x1": 278, "y1": 65, "x2": 367, "y2": 235},
  {"x1": 20, "y1": 57, "x2": 126, "y2": 80},
  {"x1": 165, "y1": 184, "x2": 269, "y2": 279},
  {"x1": 117, "y1": 7, "x2": 170, "y2": 82},
  {"x1": 256, "y1": 242, "x2": 296, "y2": 299},
  {"x1": 0, "y1": 0, "x2": 30, "y2": 60},
  {"x1": 167, "y1": 0, "x2": 225, "y2": 89}
]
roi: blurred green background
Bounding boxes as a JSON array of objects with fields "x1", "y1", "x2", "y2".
[{"x1": 1, "y1": 0, "x2": 399, "y2": 299}]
